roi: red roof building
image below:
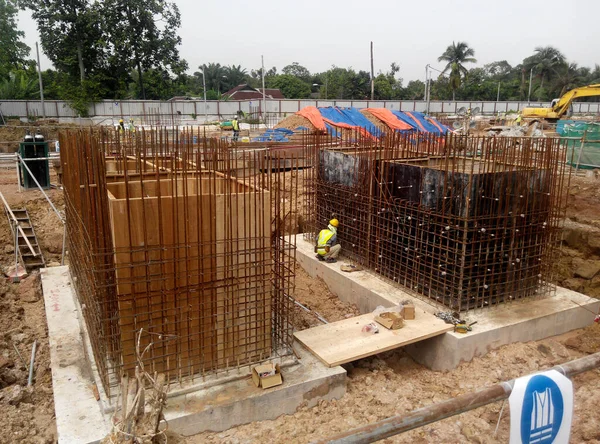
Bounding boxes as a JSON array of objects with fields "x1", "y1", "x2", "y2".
[{"x1": 222, "y1": 84, "x2": 285, "y2": 100}]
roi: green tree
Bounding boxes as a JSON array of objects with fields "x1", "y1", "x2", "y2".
[
  {"x1": 201, "y1": 63, "x2": 227, "y2": 93},
  {"x1": 553, "y1": 62, "x2": 581, "y2": 97},
  {"x1": 438, "y1": 41, "x2": 477, "y2": 100},
  {"x1": 524, "y1": 46, "x2": 566, "y2": 100},
  {"x1": 0, "y1": 70, "x2": 39, "y2": 99},
  {"x1": 0, "y1": 0, "x2": 31, "y2": 80},
  {"x1": 402, "y1": 80, "x2": 426, "y2": 100},
  {"x1": 266, "y1": 74, "x2": 310, "y2": 99},
  {"x1": 223, "y1": 64, "x2": 248, "y2": 91},
  {"x1": 282, "y1": 62, "x2": 311, "y2": 82},
  {"x1": 22, "y1": 0, "x2": 106, "y2": 83},
  {"x1": 104, "y1": 0, "x2": 187, "y2": 99}
]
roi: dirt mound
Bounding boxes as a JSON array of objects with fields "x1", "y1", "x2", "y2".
[
  {"x1": 275, "y1": 115, "x2": 316, "y2": 132},
  {"x1": 360, "y1": 110, "x2": 388, "y2": 132}
]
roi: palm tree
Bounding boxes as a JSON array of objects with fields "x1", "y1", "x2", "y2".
[
  {"x1": 201, "y1": 63, "x2": 227, "y2": 93},
  {"x1": 553, "y1": 63, "x2": 581, "y2": 97},
  {"x1": 525, "y1": 46, "x2": 566, "y2": 100},
  {"x1": 438, "y1": 41, "x2": 477, "y2": 100},
  {"x1": 223, "y1": 65, "x2": 248, "y2": 91}
]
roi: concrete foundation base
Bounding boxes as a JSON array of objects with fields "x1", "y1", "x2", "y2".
[
  {"x1": 295, "y1": 235, "x2": 600, "y2": 371},
  {"x1": 41, "y1": 266, "x2": 346, "y2": 443}
]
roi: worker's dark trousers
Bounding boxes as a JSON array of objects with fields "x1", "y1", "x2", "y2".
[{"x1": 233, "y1": 130, "x2": 240, "y2": 142}]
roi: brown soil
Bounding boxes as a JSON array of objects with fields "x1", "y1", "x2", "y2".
[
  {"x1": 360, "y1": 110, "x2": 389, "y2": 132},
  {"x1": 0, "y1": 120, "x2": 80, "y2": 153},
  {"x1": 275, "y1": 115, "x2": 316, "y2": 132}
]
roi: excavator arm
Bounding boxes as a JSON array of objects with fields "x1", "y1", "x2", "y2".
[
  {"x1": 522, "y1": 84, "x2": 600, "y2": 120},
  {"x1": 552, "y1": 84, "x2": 600, "y2": 117}
]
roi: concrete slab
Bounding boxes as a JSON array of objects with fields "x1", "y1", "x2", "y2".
[
  {"x1": 294, "y1": 235, "x2": 600, "y2": 371},
  {"x1": 42, "y1": 265, "x2": 346, "y2": 442},
  {"x1": 40, "y1": 266, "x2": 110, "y2": 444}
]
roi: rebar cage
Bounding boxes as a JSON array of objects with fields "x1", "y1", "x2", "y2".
[
  {"x1": 304, "y1": 131, "x2": 571, "y2": 313},
  {"x1": 60, "y1": 128, "x2": 299, "y2": 397}
]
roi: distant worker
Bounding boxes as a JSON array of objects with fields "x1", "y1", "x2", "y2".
[
  {"x1": 315, "y1": 219, "x2": 341, "y2": 263},
  {"x1": 232, "y1": 115, "x2": 240, "y2": 142},
  {"x1": 515, "y1": 113, "x2": 522, "y2": 126},
  {"x1": 118, "y1": 119, "x2": 125, "y2": 133},
  {"x1": 128, "y1": 118, "x2": 136, "y2": 133}
]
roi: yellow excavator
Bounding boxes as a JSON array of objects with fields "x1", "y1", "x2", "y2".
[{"x1": 522, "y1": 84, "x2": 600, "y2": 121}]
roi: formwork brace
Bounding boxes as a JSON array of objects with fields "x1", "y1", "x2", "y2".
[{"x1": 316, "y1": 352, "x2": 600, "y2": 444}]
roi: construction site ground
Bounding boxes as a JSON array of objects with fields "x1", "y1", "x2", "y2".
[{"x1": 0, "y1": 165, "x2": 599, "y2": 443}]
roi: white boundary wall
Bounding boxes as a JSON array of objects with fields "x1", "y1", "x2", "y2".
[{"x1": 2, "y1": 99, "x2": 600, "y2": 121}]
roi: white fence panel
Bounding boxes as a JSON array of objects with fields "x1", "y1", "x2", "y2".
[
  {"x1": 482, "y1": 102, "x2": 497, "y2": 113},
  {"x1": 315, "y1": 101, "x2": 335, "y2": 108},
  {"x1": 266, "y1": 101, "x2": 280, "y2": 113},
  {"x1": 281, "y1": 101, "x2": 300, "y2": 113},
  {"x1": 350, "y1": 100, "x2": 369, "y2": 109},
  {"x1": 334, "y1": 101, "x2": 352, "y2": 108},
  {"x1": 299, "y1": 100, "x2": 317, "y2": 109},
  {"x1": 1, "y1": 101, "x2": 28, "y2": 117},
  {"x1": 428, "y1": 102, "x2": 443, "y2": 113},
  {"x1": 440, "y1": 102, "x2": 455, "y2": 113}
]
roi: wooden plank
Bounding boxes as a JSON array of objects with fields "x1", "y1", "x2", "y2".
[{"x1": 294, "y1": 312, "x2": 454, "y2": 367}]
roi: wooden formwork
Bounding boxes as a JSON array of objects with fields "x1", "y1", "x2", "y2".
[{"x1": 106, "y1": 173, "x2": 272, "y2": 375}]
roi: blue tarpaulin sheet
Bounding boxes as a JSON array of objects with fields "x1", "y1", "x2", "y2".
[
  {"x1": 318, "y1": 107, "x2": 382, "y2": 138},
  {"x1": 391, "y1": 111, "x2": 449, "y2": 135}
]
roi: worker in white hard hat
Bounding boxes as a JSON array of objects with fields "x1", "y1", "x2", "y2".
[
  {"x1": 315, "y1": 219, "x2": 341, "y2": 263},
  {"x1": 231, "y1": 115, "x2": 240, "y2": 142}
]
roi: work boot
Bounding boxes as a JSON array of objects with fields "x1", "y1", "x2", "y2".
[
  {"x1": 325, "y1": 258, "x2": 337, "y2": 263},
  {"x1": 316, "y1": 254, "x2": 325, "y2": 261}
]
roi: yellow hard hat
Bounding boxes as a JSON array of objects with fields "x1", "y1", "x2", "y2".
[
  {"x1": 329, "y1": 219, "x2": 339, "y2": 227},
  {"x1": 119, "y1": 119, "x2": 124, "y2": 123}
]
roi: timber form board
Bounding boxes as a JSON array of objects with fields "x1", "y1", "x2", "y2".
[{"x1": 294, "y1": 312, "x2": 453, "y2": 367}]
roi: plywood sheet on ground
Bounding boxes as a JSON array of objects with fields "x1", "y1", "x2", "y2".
[{"x1": 294, "y1": 312, "x2": 453, "y2": 367}]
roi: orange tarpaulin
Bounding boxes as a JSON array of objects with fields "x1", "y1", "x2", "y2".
[
  {"x1": 297, "y1": 106, "x2": 327, "y2": 132},
  {"x1": 365, "y1": 108, "x2": 413, "y2": 131}
]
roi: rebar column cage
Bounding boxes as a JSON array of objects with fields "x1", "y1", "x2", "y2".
[
  {"x1": 304, "y1": 130, "x2": 571, "y2": 313},
  {"x1": 60, "y1": 127, "x2": 298, "y2": 397}
]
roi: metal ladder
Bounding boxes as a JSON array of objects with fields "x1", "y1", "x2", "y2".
[{"x1": 3, "y1": 204, "x2": 45, "y2": 270}]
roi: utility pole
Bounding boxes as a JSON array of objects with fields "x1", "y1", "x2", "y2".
[
  {"x1": 424, "y1": 65, "x2": 429, "y2": 101},
  {"x1": 35, "y1": 42, "x2": 46, "y2": 119},
  {"x1": 261, "y1": 55, "x2": 267, "y2": 125},
  {"x1": 370, "y1": 42, "x2": 375, "y2": 101},
  {"x1": 497, "y1": 82, "x2": 501, "y2": 102},
  {"x1": 200, "y1": 66, "x2": 207, "y2": 123},
  {"x1": 528, "y1": 69, "x2": 534, "y2": 104}
]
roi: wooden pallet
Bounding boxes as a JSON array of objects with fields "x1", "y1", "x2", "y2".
[{"x1": 5, "y1": 208, "x2": 45, "y2": 270}]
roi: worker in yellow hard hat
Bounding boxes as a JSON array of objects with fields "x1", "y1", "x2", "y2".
[
  {"x1": 315, "y1": 218, "x2": 341, "y2": 263},
  {"x1": 118, "y1": 119, "x2": 125, "y2": 133}
]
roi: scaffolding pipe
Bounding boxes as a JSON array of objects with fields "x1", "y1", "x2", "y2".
[{"x1": 315, "y1": 352, "x2": 600, "y2": 444}]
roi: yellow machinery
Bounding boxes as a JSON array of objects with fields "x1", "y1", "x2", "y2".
[{"x1": 522, "y1": 84, "x2": 600, "y2": 120}]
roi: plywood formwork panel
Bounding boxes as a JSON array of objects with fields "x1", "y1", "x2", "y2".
[{"x1": 107, "y1": 175, "x2": 271, "y2": 375}]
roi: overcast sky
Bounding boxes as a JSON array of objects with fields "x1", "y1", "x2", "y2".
[{"x1": 17, "y1": 0, "x2": 599, "y2": 84}]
